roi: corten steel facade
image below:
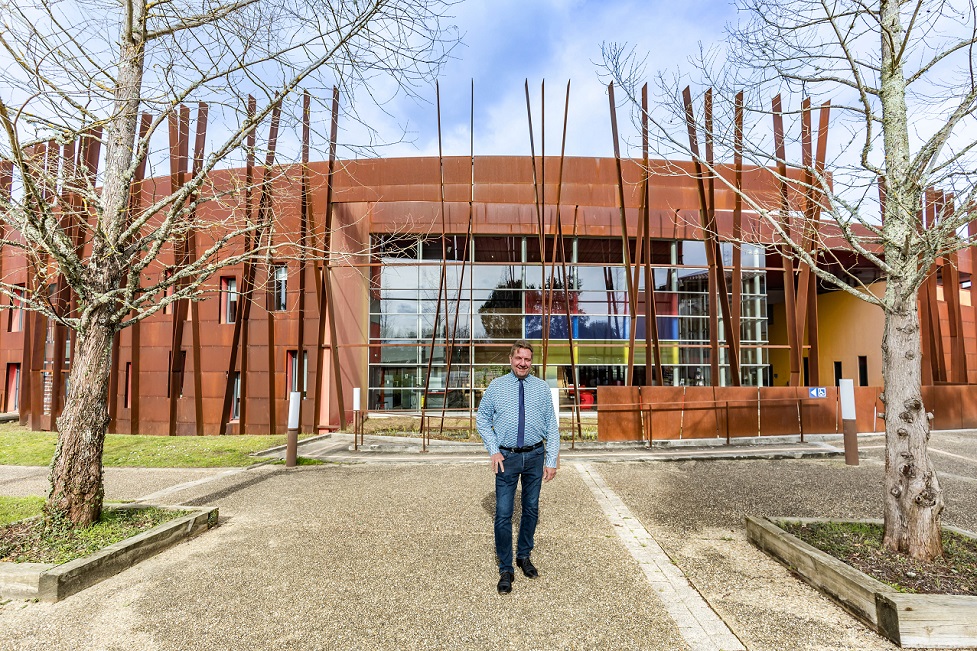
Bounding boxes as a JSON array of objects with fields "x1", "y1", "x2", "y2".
[{"x1": 1, "y1": 155, "x2": 975, "y2": 437}]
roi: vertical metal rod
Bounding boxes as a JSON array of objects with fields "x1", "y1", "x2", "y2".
[
  {"x1": 539, "y1": 80, "x2": 551, "y2": 378},
  {"x1": 772, "y1": 94, "x2": 801, "y2": 386},
  {"x1": 167, "y1": 107, "x2": 190, "y2": 437},
  {"x1": 241, "y1": 96, "x2": 256, "y2": 433},
  {"x1": 805, "y1": 101, "x2": 832, "y2": 386},
  {"x1": 469, "y1": 80, "x2": 476, "y2": 436},
  {"x1": 704, "y1": 91, "x2": 739, "y2": 386},
  {"x1": 49, "y1": 140, "x2": 73, "y2": 426},
  {"x1": 111, "y1": 116, "x2": 150, "y2": 433},
  {"x1": 793, "y1": 98, "x2": 815, "y2": 386},
  {"x1": 313, "y1": 87, "x2": 342, "y2": 433},
  {"x1": 257, "y1": 102, "x2": 283, "y2": 433},
  {"x1": 438, "y1": 160, "x2": 475, "y2": 433},
  {"x1": 219, "y1": 99, "x2": 258, "y2": 435},
  {"x1": 438, "y1": 80, "x2": 477, "y2": 436},
  {"x1": 732, "y1": 92, "x2": 744, "y2": 385},
  {"x1": 525, "y1": 81, "x2": 548, "y2": 375},
  {"x1": 420, "y1": 81, "x2": 449, "y2": 451},
  {"x1": 640, "y1": 85, "x2": 663, "y2": 388},
  {"x1": 188, "y1": 103, "x2": 208, "y2": 435},
  {"x1": 642, "y1": 84, "x2": 663, "y2": 387},
  {"x1": 552, "y1": 80, "x2": 583, "y2": 448},
  {"x1": 704, "y1": 89, "x2": 721, "y2": 385},
  {"x1": 681, "y1": 88, "x2": 721, "y2": 385},
  {"x1": 607, "y1": 82, "x2": 638, "y2": 385},
  {"x1": 294, "y1": 91, "x2": 311, "y2": 434}
]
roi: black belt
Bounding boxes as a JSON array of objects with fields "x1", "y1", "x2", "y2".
[{"x1": 499, "y1": 441, "x2": 544, "y2": 453}]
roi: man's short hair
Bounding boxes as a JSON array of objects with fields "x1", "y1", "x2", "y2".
[{"x1": 509, "y1": 340, "x2": 534, "y2": 357}]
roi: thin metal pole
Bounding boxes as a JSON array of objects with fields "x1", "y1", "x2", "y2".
[
  {"x1": 420, "y1": 81, "x2": 449, "y2": 451},
  {"x1": 219, "y1": 99, "x2": 258, "y2": 435},
  {"x1": 468, "y1": 80, "x2": 475, "y2": 436},
  {"x1": 772, "y1": 94, "x2": 801, "y2": 386},
  {"x1": 732, "y1": 92, "x2": 744, "y2": 385},
  {"x1": 552, "y1": 81, "x2": 583, "y2": 448},
  {"x1": 607, "y1": 82, "x2": 638, "y2": 386},
  {"x1": 295, "y1": 91, "x2": 311, "y2": 434},
  {"x1": 525, "y1": 81, "x2": 548, "y2": 373},
  {"x1": 642, "y1": 84, "x2": 663, "y2": 387},
  {"x1": 313, "y1": 87, "x2": 343, "y2": 433}
]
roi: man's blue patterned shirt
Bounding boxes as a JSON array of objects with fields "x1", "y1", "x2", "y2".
[{"x1": 477, "y1": 372, "x2": 560, "y2": 468}]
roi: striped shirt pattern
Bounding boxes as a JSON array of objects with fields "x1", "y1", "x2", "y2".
[{"x1": 477, "y1": 372, "x2": 560, "y2": 468}]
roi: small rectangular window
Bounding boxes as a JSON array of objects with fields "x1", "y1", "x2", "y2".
[
  {"x1": 162, "y1": 269, "x2": 174, "y2": 315},
  {"x1": 220, "y1": 276, "x2": 238, "y2": 324},
  {"x1": 271, "y1": 265, "x2": 287, "y2": 311},
  {"x1": 124, "y1": 362, "x2": 132, "y2": 409},
  {"x1": 167, "y1": 350, "x2": 187, "y2": 398},
  {"x1": 834, "y1": 361, "x2": 843, "y2": 387},
  {"x1": 286, "y1": 350, "x2": 298, "y2": 397},
  {"x1": 7, "y1": 286, "x2": 24, "y2": 333},
  {"x1": 231, "y1": 372, "x2": 241, "y2": 420},
  {"x1": 858, "y1": 355, "x2": 869, "y2": 387}
]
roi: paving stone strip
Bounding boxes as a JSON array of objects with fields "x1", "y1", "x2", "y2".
[
  {"x1": 575, "y1": 462, "x2": 746, "y2": 651},
  {"x1": 132, "y1": 467, "x2": 255, "y2": 503}
]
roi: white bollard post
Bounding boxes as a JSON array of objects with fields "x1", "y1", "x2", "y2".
[
  {"x1": 839, "y1": 379, "x2": 859, "y2": 466},
  {"x1": 286, "y1": 391, "x2": 301, "y2": 467}
]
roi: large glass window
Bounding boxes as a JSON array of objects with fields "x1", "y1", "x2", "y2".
[{"x1": 367, "y1": 235, "x2": 770, "y2": 408}]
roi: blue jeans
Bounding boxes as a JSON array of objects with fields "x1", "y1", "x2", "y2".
[{"x1": 494, "y1": 445, "x2": 545, "y2": 574}]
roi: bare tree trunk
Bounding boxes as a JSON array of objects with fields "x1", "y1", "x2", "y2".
[
  {"x1": 881, "y1": 284, "x2": 944, "y2": 560},
  {"x1": 45, "y1": 322, "x2": 115, "y2": 526},
  {"x1": 41, "y1": 1, "x2": 145, "y2": 527}
]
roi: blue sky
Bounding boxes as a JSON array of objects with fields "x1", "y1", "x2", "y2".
[{"x1": 344, "y1": 0, "x2": 735, "y2": 159}]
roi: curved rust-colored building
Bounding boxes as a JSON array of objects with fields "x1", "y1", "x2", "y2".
[{"x1": 2, "y1": 155, "x2": 974, "y2": 438}]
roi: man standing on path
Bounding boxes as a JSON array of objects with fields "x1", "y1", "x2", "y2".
[{"x1": 477, "y1": 339, "x2": 560, "y2": 595}]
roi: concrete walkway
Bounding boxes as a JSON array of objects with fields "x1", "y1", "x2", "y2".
[{"x1": 1, "y1": 431, "x2": 975, "y2": 650}]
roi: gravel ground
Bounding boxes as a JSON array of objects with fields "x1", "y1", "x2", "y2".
[
  {"x1": 1, "y1": 430, "x2": 975, "y2": 650},
  {"x1": 0, "y1": 463, "x2": 689, "y2": 651},
  {"x1": 597, "y1": 449, "x2": 977, "y2": 651}
]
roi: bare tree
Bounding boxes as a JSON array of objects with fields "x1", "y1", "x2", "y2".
[
  {"x1": 604, "y1": 0, "x2": 977, "y2": 560},
  {"x1": 0, "y1": 0, "x2": 457, "y2": 526}
]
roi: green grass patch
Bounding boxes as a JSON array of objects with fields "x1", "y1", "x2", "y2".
[
  {"x1": 0, "y1": 422, "x2": 56, "y2": 466},
  {"x1": 270, "y1": 457, "x2": 325, "y2": 466},
  {"x1": 0, "y1": 422, "x2": 310, "y2": 468},
  {"x1": 0, "y1": 496, "x2": 44, "y2": 526},
  {"x1": 0, "y1": 506, "x2": 187, "y2": 565},
  {"x1": 781, "y1": 520, "x2": 977, "y2": 596}
]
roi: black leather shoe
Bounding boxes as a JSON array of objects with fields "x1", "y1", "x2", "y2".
[
  {"x1": 516, "y1": 557, "x2": 539, "y2": 579},
  {"x1": 497, "y1": 571, "x2": 514, "y2": 594}
]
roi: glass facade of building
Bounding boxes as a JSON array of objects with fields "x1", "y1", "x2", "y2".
[{"x1": 368, "y1": 235, "x2": 769, "y2": 411}]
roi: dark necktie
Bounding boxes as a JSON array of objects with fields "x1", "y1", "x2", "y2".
[{"x1": 517, "y1": 378, "x2": 525, "y2": 448}]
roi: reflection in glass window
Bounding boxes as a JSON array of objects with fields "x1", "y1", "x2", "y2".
[
  {"x1": 473, "y1": 236, "x2": 522, "y2": 263},
  {"x1": 677, "y1": 240, "x2": 708, "y2": 266},
  {"x1": 577, "y1": 238, "x2": 623, "y2": 264},
  {"x1": 367, "y1": 234, "x2": 770, "y2": 401},
  {"x1": 272, "y1": 265, "x2": 287, "y2": 311},
  {"x1": 421, "y1": 236, "x2": 469, "y2": 261}
]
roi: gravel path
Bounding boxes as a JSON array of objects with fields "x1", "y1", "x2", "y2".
[{"x1": 1, "y1": 430, "x2": 975, "y2": 650}]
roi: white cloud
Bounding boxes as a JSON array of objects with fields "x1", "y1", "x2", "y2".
[{"x1": 334, "y1": 0, "x2": 736, "y2": 159}]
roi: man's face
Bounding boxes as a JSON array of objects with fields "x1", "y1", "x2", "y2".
[{"x1": 509, "y1": 347, "x2": 533, "y2": 379}]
